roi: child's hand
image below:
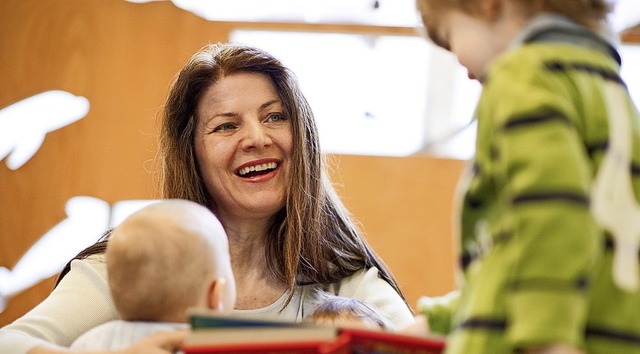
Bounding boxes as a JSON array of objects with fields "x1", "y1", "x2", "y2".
[{"x1": 521, "y1": 344, "x2": 584, "y2": 354}]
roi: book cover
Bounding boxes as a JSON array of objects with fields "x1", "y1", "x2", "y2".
[
  {"x1": 183, "y1": 340, "x2": 344, "y2": 354},
  {"x1": 186, "y1": 325, "x2": 338, "y2": 346},
  {"x1": 339, "y1": 327, "x2": 445, "y2": 354},
  {"x1": 182, "y1": 310, "x2": 446, "y2": 354},
  {"x1": 189, "y1": 310, "x2": 308, "y2": 329},
  {"x1": 184, "y1": 310, "x2": 341, "y2": 353}
]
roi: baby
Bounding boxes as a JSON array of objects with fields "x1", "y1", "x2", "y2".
[
  {"x1": 306, "y1": 292, "x2": 391, "y2": 331},
  {"x1": 70, "y1": 199, "x2": 236, "y2": 350}
]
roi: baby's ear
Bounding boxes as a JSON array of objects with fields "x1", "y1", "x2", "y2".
[{"x1": 207, "y1": 277, "x2": 227, "y2": 311}]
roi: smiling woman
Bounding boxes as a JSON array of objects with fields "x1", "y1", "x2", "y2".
[
  {"x1": 0, "y1": 43, "x2": 414, "y2": 354},
  {"x1": 159, "y1": 43, "x2": 414, "y2": 319}
]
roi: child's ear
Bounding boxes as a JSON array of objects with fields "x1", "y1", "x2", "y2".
[
  {"x1": 207, "y1": 277, "x2": 227, "y2": 311},
  {"x1": 480, "y1": 0, "x2": 502, "y2": 20}
]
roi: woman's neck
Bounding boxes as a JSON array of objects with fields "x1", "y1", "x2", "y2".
[
  {"x1": 232, "y1": 262, "x2": 287, "y2": 310},
  {"x1": 223, "y1": 216, "x2": 288, "y2": 310}
]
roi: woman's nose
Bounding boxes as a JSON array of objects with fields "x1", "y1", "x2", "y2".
[{"x1": 240, "y1": 120, "x2": 271, "y2": 150}]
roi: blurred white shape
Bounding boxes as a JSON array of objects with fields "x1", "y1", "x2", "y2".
[
  {"x1": 127, "y1": 0, "x2": 420, "y2": 26},
  {"x1": 110, "y1": 199, "x2": 160, "y2": 227},
  {"x1": 124, "y1": 0, "x2": 640, "y2": 31},
  {"x1": 0, "y1": 197, "x2": 163, "y2": 312},
  {"x1": 232, "y1": 30, "x2": 430, "y2": 156},
  {"x1": 0, "y1": 196, "x2": 110, "y2": 311},
  {"x1": 609, "y1": 0, "x2": 640, "y2": 32},
  {"x1": 0, "y1": 90, "x2": 90, "y2": 170},
  {"x1": 620, "y1": 44, "x2": 640, "y2": 108}
]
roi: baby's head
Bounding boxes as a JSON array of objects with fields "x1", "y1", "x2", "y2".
[
  {"x1": 107, "y1": 199, "x2": 236, "y2": 323},
  {"x1": 306, "y1": 293, "x2": 391, "y2": 331}
]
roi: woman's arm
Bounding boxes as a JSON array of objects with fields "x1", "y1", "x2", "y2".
[
  {"x1": 26, "y1": 330, "x2": 187, "y2": 354},
  {"x1": 0, "y1": 256, "x2": 117, "y2": 353}
]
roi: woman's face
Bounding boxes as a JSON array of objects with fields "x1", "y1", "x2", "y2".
[{"x1": 194, "y1": 72, "x2": 293, "y2": 222}]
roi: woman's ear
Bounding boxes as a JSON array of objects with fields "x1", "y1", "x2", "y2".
[{"x1": 207, "y1": 277, "x2": 227, "y2": 311}]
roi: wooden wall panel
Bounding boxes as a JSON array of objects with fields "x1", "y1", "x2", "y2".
[
  {"x1": 328, "y1": 155, "x2": 463, "y2": 308},
  {"x1": 621, "y1": 24, "x2": 640, "y2": 43},
  {"x1": 0, "y1": 0, "x2": 461, "y2": 326}
]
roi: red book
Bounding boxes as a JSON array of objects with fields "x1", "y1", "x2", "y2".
[
  {"x1": 338, "y1": 327, "x2": 445, "y2": 354},
  {"x1": 182, "y1": 310, "x2": 445, "y2": 354}
]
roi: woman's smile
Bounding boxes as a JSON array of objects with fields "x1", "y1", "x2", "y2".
[{"x1": 235, "y1": 159, "x2": 280, "y2": 181}]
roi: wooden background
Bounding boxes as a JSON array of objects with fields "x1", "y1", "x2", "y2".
[{"x1": 7, "y1": 0, "x2": 637, "y2": 328}]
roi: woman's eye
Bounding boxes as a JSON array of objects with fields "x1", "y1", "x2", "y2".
[
  {"x1": 266, "y1": 113, "x2": 286, "y2": 123},
  {"x1": 213, "y1": 122, "x2": 237, "y2": 132}
]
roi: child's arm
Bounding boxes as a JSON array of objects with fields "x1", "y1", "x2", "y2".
[{"x1": 415, "y1": 291, "x2": 459, "y2": 335}]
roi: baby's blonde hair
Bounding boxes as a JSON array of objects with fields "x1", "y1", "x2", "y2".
[
  {"x1": 416, "y1": 0, "x2": 611, "y2": 49},
  {"x1": 107, "y1": 199, "x2": 230, "y2": 322}
]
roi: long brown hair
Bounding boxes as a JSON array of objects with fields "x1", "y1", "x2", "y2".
[{"x1": 57, "y1": 43, "x2": 408, "y2": 310}]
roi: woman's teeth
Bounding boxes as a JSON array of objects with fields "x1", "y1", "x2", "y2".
[{"x1": 238, "y1": 162, "x2": 278, "y2": 176}]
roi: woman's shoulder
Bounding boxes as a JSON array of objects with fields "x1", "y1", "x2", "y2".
[
  {"x1": 325, "y1": 267, "x2": 414, "y2": 328},
  {"x1": 327, "y1": 267, "x2": 380, "y2": 295},
  {"x1": 70, "y1": 254, "x2": 108, "y2": 279},
  {"x1": 53, "y1": 253, "x2": 109, "y2": 292}
]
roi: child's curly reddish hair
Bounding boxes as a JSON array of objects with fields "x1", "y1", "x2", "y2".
[{"x1": 416, "y1": 0, "x2": 611, "y2": 50}]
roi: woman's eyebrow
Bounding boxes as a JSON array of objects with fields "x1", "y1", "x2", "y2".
[
  {"x1": 208, "y1": 111, "x2": 237, "y2": 121},
  {"x1": 259, "y1": 99, "x2": 281, "y2": 111},
  {"x1": 206, "y1": 99, "x2": 281, "y2": 122}
]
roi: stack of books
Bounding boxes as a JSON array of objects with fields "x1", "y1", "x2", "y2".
[{"x1": 182, "y1": 310, "x2": 445, "y2": 354}]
